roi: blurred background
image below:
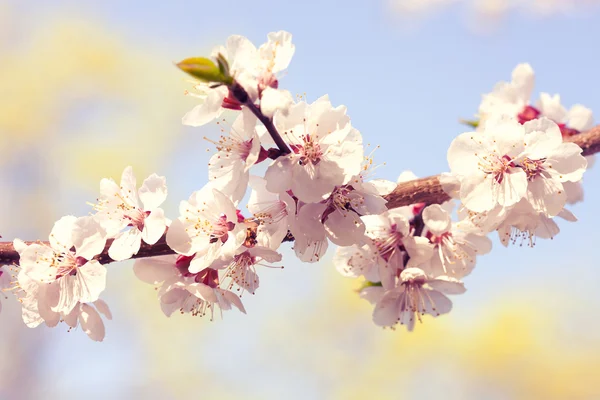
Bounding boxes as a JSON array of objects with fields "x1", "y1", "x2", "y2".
[{"x1": 1, "y1": 1, "x2": 600, "y2": 399}]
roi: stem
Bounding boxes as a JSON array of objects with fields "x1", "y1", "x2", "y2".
[{"x1": 230, "y1": 82, "x2": 291, "y2": 155}]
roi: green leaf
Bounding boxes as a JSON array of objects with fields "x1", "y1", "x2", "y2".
[
  {"x1": 460, "y1": 118, "x2": 480, "y2": 128},
  {"x1": 176, "y1": 57, "x2": 232, "y2": 84}
]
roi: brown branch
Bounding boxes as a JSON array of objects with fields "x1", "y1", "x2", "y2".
[{"x1": 2, "y1": 125, "x2": 600, "y2": 266}]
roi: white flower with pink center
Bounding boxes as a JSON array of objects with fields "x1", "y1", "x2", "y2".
[
  {"x1": 166, "y1": 185, "x2": 246, "y2": 273},
  {"x1": 479, "y1": 63, "x2": 594, "y2": 140},
  {"x1": 207, "y1": 109, "x2": 263, "y2": 204},
  {"x1": 15, "y1": 267, "x2": 112, "y2": 342},
  {"x1": 372, "y1": 267, "x2": 465, "y2": 331},
  {"x1": 265, "y1": 95, "x2": 364, "y2": 203},
  {"x1": 447, "y1": 117, "x2": 528, "y2": 213},
  {"x1": 515, "y1": 118, "x2": 587, "y2": 217},
  {"x1": 333, "y1": 244, "x2": 380, "y2": 282},
  {"x1": 361, "y1": 209, "x2": 434, "y2": 289},
  {"x1": 247, "y1": 176, "x2": 295, "y2": 250},
  {"x1": 212, "y1": 246, "x2": 282, "y2": 295},
  {"x1": 15, "y1": 216, "x2": 107, "y2": 314},
  {"x1": 93, "y1": 166, "x2": 168, "y2": 262},
  {"x1": 422, "y1": 204, "x2": 492, "y2": 278},
  {"x1": 133, "y1": 255, "x2": 245, "y2": 319},
  {"x1": 321, "y1": 176, "x2": 393, "y2": 246},
  {"x1": 495, "y1": 199, "x2": 577, "y2": 247}
]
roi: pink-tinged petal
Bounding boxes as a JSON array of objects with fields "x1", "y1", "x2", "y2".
[
  {"x1": 49, "y1": 215, "x2": 77, "y2": 252},
  {"x1": 291, "y1": 160, "x2": 342, "y2": 203},
  {"x1": 72, "y1": 216, "x2": 107, "y2": 260},
  {"x1": 557, "y1": 208, "x2": 577, "y2": 222},
  {"x1": 211, "y1": 188, "x2": 239, "y2": 225},
  {"x1": 12, "y1": 238, "x2": 28, "y2": 255},
  {"x1": 94, "y1": 299, "x2": 112, "y2": 320},
  {"x1": 526, "y1": 178, "x2": 566, "y2": 217},
  {"x1": 19, "y1": 245, "x2": 54, "y2": 279},
  {"x1": 422, "y1": 204, "x2": 451, "y2": 235},
  {"x1": 498, "y1": 169, "x2": 528, "y2": 208},
  {"x1": 404, "y1": 237, "x2": 434, "y2": 269},
  {"x1": 320, "y1": 125, "x2": 363, "y2": 178},
  {"x1": 522, "y1": 117, "x2": 563, "y2": 159},
  {"x1": 547, "y1": 142, "x2": 587, "y2": 183},
  {"x1": 142, "y1": 208, "x2": 167, "y2": 245},
  {"x1": 99, "y1": 177, "x2": 120, "y2": 198},
  {"x1": 119, "y1": 166, "x2": 141, "y2": 208},
  {"x1": 359, "y1": 286, "x2": 385, "y2": 305},
  {"x1": 248, "y1": 247, "x2": 282, "y2": 263},
  {"x1": 188, "y1": 283, "x2": 219, "y2": 303},
  {"x1": 261, "y1": 87, "x2": 293, "y2": 119},
  {"x1": 512, "y1": 63, "x2": 535, "y2": 99},
  {"x1": 159, "y1": 286, "x2": 188, "y2": 317},
  {"x1": 38, "y1": 283, "x2": 61, "y2": 327},
  {"x1": 73, "y1": 260, "x2": 107, "y2": 304},
  {"x1": 139, "y1": 174, "x2": 167, "y2": 210},
  {"x1": 22, "y1": 304, "x2": 44, "y2": 328},
  {"x1": 447, "y1": 132, "x2": 486, "y2": 176},
  {"x1": 324, "y1": 209, "x2": 365, "y2": 247},
  {"x1": 79, "y1": 303, "x2": 106, "y2": 342},
  {"x1": 293, "y1": 236, "x2": 328, "y2": 263},
  {"x1": 536, "y1": 93, "x2": 567, "y2": 123},
  {"x1": 62, "y1": 305, "x2": 80, "y2": 328},
  {"x1": 378, "y1": 258, "x2": 397, "y2": 291},
  {"x1": 427, "y1": 277, "x2": 466, "y2": 295},
  {"x1": 222, "y1": 290, "x2": 246, "y2": 314},
  {"x1": 461, "y1": 175, "x2": 497, "y2": 213},
  {"x1": 182, "y1": 88, "x2": 226, "y2": 127},
  {"x1": 108, "y1": 228, "x2": 142, "y2": 262},
  {"x1": 535, "y1": 217, "x2": 560, "y2": 239},
  {"x1": 265, "y1": 157, "x2": 293, "y2": 194},
  {"x1": 496, "y1": 222, "x2": 512, "y2": 247},
  {"x1": 372, "y1": 290, "x2": 401, "y2": 327},
  {"x1": 226, "y1": 34, "x2": 258, "y2": 71},
  {"x1": 208, "y1": 154, "x2": 248, "y2": 205},
  {"x1": 567, "y1": 104, "x2": 594, "y2": 131},
  {"x1": 487, "y1": 117, "x2": 525, "y2": 157},
  {"x1": 55, "y1": 276, "x2": 79, "y2": 314},
  {"x1": 423, "y1": 290, "x2": 453, "y2": 316},
  {"x1": 133, "y1": 255, "x2": 178, "y2": 284},
  {"x1": 166, "y1": 218, "x2": 194, "y2": 256}
]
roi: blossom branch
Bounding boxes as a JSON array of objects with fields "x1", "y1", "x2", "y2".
[
  {"x1": 384, "y1": 125, "x2": 600, "y2": 210},
  {"x1": 1, "y1": 125, "x2": 599, "y2": 266},
  {"x1": 230, "y1": 81, "x2": 291, "y2": 155}
]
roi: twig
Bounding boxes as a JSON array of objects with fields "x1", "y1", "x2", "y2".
[{"x1": 230, "y1": 82, "x2": 291, "y2": 155}]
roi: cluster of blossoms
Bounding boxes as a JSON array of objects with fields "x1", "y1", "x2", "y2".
[{"x1": 0, "y1": 33, "x2": 593, "y2": 340}]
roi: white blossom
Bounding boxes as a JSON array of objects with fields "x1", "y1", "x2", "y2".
[
  {"x1": 133, "y1": 255, "x2": 245, "y2": 319},
  {"x1": 265, "y1": 95, "x2": 364, "y2": 203},
  {"x1": 206, "y1": 109, "x2": 262, "y2": 204},
  {"x1": 15, "y1": 216, "x2": 107, "y2": 314},
  {"x1": 94, "y1": 166, "x2": 168, "y2": 261},
  {"x1": 372, "y1": 267, "x2": 465, "y2": 331},
  {"x1": 166, "y1": 185, "x2": 246, "y2": 273}
]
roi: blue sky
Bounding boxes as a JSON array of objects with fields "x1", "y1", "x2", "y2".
[{"x1": 4, "y1": 1, "x2": 600, "y2": 398}]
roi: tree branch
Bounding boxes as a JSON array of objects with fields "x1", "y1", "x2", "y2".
[{"x1": 1, "y1": 125, "x2": 599, "y2": 266}]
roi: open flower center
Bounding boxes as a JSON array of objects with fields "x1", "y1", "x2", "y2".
[
  {"x1": 479, "y1": 154, "x2": 514, "y2": 184},
  {"x1": 520, "y1": 157, "x2": 547, "y2": 181},
  {"x1": 291, "y1": 134, "x2": 323, "y2": 166}
]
